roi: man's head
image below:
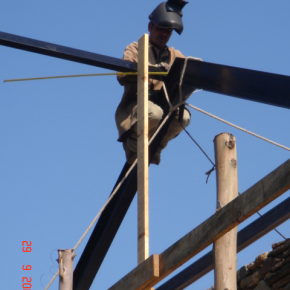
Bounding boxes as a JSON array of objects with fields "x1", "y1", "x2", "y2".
[
  {"x1": 148, "y1": 22, "x2": 173, "y2": 49},
  {"x1": 148, "y1": 1, "x2": 188, "y2": 37}
]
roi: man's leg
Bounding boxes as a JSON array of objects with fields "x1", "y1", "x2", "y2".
[
  {"x1": 123, "y1": 101, "x2": 163, "y2": 164},
  {"x1": 159, "y1": 108, "x2": 191, "y2": 151}
]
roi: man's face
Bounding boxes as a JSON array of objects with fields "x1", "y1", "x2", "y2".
[{"x1": 148, "y1": 22, "x2": 173, "y2": 49}]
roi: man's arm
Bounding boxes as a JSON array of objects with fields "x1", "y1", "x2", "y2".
[{"x1": 117, "y1": 42, "x2": 139, "y2": 86}]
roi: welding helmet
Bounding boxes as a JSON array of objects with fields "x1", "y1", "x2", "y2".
[{"x1": 149, "y1": 0, "x2": 188, "y2": 35}]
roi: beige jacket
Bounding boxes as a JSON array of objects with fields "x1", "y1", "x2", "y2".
[{"x1": 115, "y1": 41, "x2": 185, "y2": 141}]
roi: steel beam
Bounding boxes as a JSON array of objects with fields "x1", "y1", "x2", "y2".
[
  {"x1": 0, "y1": 30, "x2": 162, "y2": 79},
  {"x1": 156, "y1": 196, "x2": 290, "y2": 290},
  {"x1": 173, "y1": 58, "x2": 290, "y2": 109},
  {"x1": 0, "y1": 31, "x2": 138, "y2": 71}
]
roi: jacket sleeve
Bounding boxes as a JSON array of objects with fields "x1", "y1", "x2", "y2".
[
  {"x1": 117, "y1": 42, "x2": 138, "y2": 86},
  {"x1": 173, "y1": 48, "x2": 186, "y2": 59}
]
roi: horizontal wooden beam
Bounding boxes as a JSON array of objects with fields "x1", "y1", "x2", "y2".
[
  {"x1": 107, "y1": 159, "x2": 290, "y2": 290},
  {"x1": 157, "y1": 196, "x2": 290, "y2": 290},
  {"x1": 108, "y1": 254, "x2": 159, "y2": 290},
  {"x1": 158, "y1": 158, "x2": 290, "y2": 279}
]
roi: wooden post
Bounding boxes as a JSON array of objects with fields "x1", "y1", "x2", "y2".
[
  {"x1": 214, "y1": 133, "x2": 238, "y2": 290},
  {"x1": 58, "y1": 249, "x2": 75, "y2": 290},
  {"x1": 137, "y1": 34, "x2": 149, "y2": 265}
]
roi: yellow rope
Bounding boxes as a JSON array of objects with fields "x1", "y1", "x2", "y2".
[{"x1": 3, "y1": 72, "x2": 168, "y2": 83}]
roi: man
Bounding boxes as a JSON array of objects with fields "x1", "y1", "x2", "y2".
[{"x1": 115, "y1": 0, "x2": 191, "y2": 165}]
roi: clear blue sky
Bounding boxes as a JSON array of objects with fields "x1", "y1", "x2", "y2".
[{"x1": 1, "y1": 1, "x2": 290, "y2": 289}]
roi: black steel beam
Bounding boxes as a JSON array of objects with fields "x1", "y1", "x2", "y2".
[
  {"x1": 0, "y1": 30, "x2": 162, "y2": 79},
  {"x1": 175, "y1": 58, "x2": 290, "y2": 109},
  {"x1": 0, "y1": 31, "x2": 137, "y2": 72},
  {"x1": 156, "y1": 196, "x2": 290, "y2": 290}
]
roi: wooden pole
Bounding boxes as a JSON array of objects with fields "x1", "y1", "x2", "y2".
[
  {"x1": 137, "y1": 34, "x2": 149, "y2": 265},
  {"x1": 58, "y1": 249, "x2": 75, "y2": 290},
  {"x1": 213, "y1": 133, "x2": 238, "y2": 290}
]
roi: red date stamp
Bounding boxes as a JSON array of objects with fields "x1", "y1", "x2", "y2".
[{"x1": 22, "y1": 241, "x2": 32, "y2": 289}]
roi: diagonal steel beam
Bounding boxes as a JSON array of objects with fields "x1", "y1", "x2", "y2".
[
  {"x1": 72, "y1": 118, "x2": 172, "y2": 290},
  {"x1": 156, "y1": 196, "x2": 290, "y2": 290}
]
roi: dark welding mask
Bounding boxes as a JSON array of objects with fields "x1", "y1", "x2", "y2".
[{"x1": 148, "y1": 0, "x2": 188, "y2": 35}]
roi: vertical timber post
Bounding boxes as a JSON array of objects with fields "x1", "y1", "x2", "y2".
[
  {"x1": 137, "y1": 34, "x2": 149, "y2": 265},
  {"x1": 58, "y1": 249, "x2": 75, "y2": 290},
  {"x1": 214, "y1": 133, "x2": 238, "y2": 290}
]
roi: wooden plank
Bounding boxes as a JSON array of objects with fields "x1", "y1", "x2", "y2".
[
  {"x1": 213, "y1": 133, "x2": 238, "y2": 290},
  {"x1": 108, "y1": 159, "x2": 290, "y2": 290},
  {"x1": 156, "y1": 196, "x2": 290, "y2": 290},
  {"x1": 137, "y1": 34, "x2": 149, "y2": 265},
  {"x1": 157, "y1": 159, "x2": 290, "y2": 281},
  {"x1": 108, "y1": 254, "x2": 159, "y2": 290},
  {"x1": 156, "y1": 158, "x2": 290, "y2": 283}
]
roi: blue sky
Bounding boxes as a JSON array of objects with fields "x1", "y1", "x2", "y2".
[{"x1": 1, "y1": 1, "x2": 290, "y2": 289}]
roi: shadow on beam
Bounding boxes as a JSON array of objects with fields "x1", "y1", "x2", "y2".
[{"x1": 156, "y1": 196, "x2": 290, "y2": 290}]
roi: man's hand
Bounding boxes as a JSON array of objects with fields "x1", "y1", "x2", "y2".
[{"x1": 160, "y1": 62, "x2": 171, "y2": 72}]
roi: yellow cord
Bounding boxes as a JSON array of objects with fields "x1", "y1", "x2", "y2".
[{"x1": 3, "y1": 72, "x2": 168, "y2": 83}]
